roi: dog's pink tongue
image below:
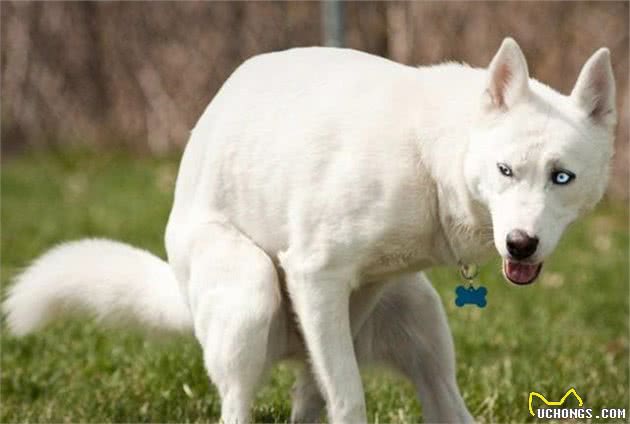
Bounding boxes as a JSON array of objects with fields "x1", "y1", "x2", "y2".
[{"x1": 506, "y1": 260, "x2": 539, "y2": 284}]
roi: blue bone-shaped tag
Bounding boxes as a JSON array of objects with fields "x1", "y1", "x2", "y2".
[{"x1": 455, "y1": 285, "x2": 487, "y2": 308}]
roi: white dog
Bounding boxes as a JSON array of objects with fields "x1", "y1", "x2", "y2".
[{"x1": 5, "y1": 38, "x2": 616, "y2": 423}]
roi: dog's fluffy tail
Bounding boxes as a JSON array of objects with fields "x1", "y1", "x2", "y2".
[{"x1": 3, "y1": 238, "x2": 193, "y2": 336}]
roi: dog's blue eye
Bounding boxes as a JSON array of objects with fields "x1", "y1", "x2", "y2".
[
  {"x1": 551, "y1": 170, "x2": 575, "y2": 185},
  {"x1": 497, "y1": 163, "x2": 513, "y2": 177}
]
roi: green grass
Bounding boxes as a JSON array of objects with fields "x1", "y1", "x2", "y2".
[{"x1": 1, "y1": 150, "x2": 628, "y2": 423}]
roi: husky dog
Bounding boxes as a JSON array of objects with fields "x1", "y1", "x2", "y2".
[{"x1": 4, "y1": 38, "x2": 616, "y2": 423}]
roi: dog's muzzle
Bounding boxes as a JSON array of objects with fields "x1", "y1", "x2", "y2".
[{"x1": 502, "y1": 259, "x2": 543, "y2": 285}]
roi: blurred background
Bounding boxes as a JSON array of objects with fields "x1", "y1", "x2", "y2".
[
  {"x1": 1, "y1": 1, "x2": 628, "y2": 198},
  {"x1": 1, "y1": 3, "x2": 628, "y2": 423}
]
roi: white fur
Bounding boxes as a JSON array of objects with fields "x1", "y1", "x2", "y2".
[
  {"x1": 4, "y1": 38, "x2": 615, "y2": 423},
  {"x1": 4, "y1": 239, "x2": 192, "y2": 335}
]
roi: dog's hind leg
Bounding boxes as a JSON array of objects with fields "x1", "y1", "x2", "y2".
[
  {"x1": 186, "y1": 221, "x2": 281, "y2": 424},
  {"x1": 356, "y1": 272, "x2": 474, "y2": 423},
  {"x1": 290, "y1": 365, "x2": 326, "y2": 423}
]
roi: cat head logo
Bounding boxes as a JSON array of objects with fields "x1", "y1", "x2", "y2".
[{"x1": 528, "y1": 388, "x2": 584, "y2": 416}]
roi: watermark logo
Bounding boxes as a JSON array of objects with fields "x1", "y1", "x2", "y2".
[
  {"x1": 528, "y1": 387, "x2": 583, "y2": 416},
  {"x1": 528, "y1": 387, "x2": 626, "y2": 420}
]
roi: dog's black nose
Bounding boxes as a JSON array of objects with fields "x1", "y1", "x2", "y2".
[{"x1": 506, "y1": 229, "x2": 538, "y2": 259}]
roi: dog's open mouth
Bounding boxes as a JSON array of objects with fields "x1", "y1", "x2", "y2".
[{"x1": 502, "y1": 259, "x2": 542, "y2": 285}]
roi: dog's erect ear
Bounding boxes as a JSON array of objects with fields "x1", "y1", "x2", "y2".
[
  {"x1": 485, "y1": 38, "x2": 529, "y2": 110},
  {"x1": 571, "y1": 48, "x2": 616, "y2": 126}
]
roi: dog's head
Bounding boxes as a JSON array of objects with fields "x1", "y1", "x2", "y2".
[{"x1": 464, "y1": 38, "x2": 616, "y2": 285}]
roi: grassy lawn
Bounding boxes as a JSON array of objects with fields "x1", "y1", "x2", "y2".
[{"x1": 1, "y1": 150, "x2": 628, "y2": 423}]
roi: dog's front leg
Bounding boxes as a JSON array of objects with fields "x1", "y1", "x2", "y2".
[
  {"x1": 357, "y1": 272, "x2": 474, "y2": 423},
  {"x1": 283, "y1": 261, "x2": 366, "y2": 424},
  {"x1": 291, "y1": 280, "x2": 390, "y2": 423}
]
